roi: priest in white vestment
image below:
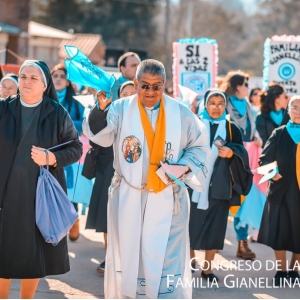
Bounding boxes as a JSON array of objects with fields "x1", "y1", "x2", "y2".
[{"x1": 83, "y1": 59, "x2": 210, "y2": 299}]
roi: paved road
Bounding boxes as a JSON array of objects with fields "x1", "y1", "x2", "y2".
[{"x1": 8, "y1": 207, "x2": 300, "y2": 299}]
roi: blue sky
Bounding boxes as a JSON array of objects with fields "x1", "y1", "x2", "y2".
[
  {"x1": 171, "y1": 0, "x2": 258, "y2": 14},
  {"x1": 241, "y1": 0, "x2": 258, "y2": 13}
]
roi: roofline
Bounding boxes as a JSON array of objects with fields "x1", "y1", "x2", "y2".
[
  {"x1": 28, "y1": 21, "x2": 75, "y2": 40},
  {"x1": 0, "y1": 22, "x2": 21, "y2": 35}
]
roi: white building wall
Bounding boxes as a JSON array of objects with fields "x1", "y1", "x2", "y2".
[
  {"x1": 0, "y1": 33, "x2": 9, "y2": 64},
  {"x1": 28, "y1": 37, "x2": 61, "y2": 68}
]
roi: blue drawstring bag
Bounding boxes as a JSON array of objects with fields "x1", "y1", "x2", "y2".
[{"x1": 36, "y1": 141, "x2": 79, "y2": 246}]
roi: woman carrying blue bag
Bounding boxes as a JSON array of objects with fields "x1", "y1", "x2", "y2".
[{"x1": 0, "y1": 60, "x2": 82, "y2": 299}]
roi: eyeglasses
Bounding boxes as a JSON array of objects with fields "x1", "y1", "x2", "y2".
[
  {"x1": 138, "y1": 82, "x2": 163, "y2": 91},
  {"x1": 244, "y1": 82, "x2": 249, "y2": 88},
  {"x1": 291, "y1": 106, "x2": 300, "y2": 113},
  {"x1": 208, "y1": 103, "x2": 225, "y2": 108}
]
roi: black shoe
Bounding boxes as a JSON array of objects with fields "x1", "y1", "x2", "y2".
[
  {"x1": 201, "y1": 270, "x2": 219, "y2": 282},
  {"x1": 274, "y1": 271, "x2": 288, "y2": 286},
  {"x1": 97, "y1": 260, "x2": 105, "y2": 273},
  {"x1": 288, "y1": 271, "x2": 300, "y2": 283}
]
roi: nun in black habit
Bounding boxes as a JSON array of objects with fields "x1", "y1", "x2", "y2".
[
  {"x1": 0, "y1": 60, "x2": 82, "y2": 299},
  {"x1": 0, "y1": 73, "x2": 19, "y2": 100},
  {"x1": 258, "y1": 95, "x2": 300, "y2": 285},
  {"x1": 189, "y1": 89, "x2": 252, "y2": 282}
]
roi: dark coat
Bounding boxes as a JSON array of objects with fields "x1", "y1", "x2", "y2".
[
  {"x1": 259, "y1": 125, "x2": 297, "y2": 204},
  {"x1": 256, "y1": 111, "x2": 281, "y2": 147},
  {"x1": 189, "y1": 120, "x2": 252, "y2": 250},
  {"x1": 85, "y1": 140, "x2": 114, "y2": 232},
  {"x1": 209, "y1": 121, "x2": 253, "y2": 206},
  {"x1": 85, "y1": 108, "x2": 114, "y2": 232},
  {"x1": 0, "y1": 95, "x2": 83, "y2": 195},
  {"x1": 0, "y1": 95, "x2": 83, "y2": 278},
  {"x1": 281, "y1": 108, "x2": 290, "y2": 125},
  {"x1": 258, "y1": 126, "x2": 300, "y2": 252}
]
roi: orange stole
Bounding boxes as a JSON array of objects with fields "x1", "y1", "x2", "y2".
[{"x1": 137, "y1": 99, "x2": 166, "y2": 193}]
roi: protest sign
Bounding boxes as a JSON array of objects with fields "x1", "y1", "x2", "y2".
[
  {"x1": 172, "y1": 38, "x2": 218, "y2": 99},
  {"x1": 263, "y1": 35, "x2": 300, "y2": 95}
]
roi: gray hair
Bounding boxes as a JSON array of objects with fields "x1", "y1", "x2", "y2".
[
  {"x1": 288, "y1": 95, "x2": 300, "y2": 113},
  {"x1": 135, "y1": 59, "x2": 166, "y2": 81}
]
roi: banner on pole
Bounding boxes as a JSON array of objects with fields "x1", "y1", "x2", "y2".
[
  {"x1": 263, "y1": 35, "x2": 300, "y2": 95},
  {"x1": 0, "y1": 64, "x2": 20, "y2": 80},
  {"x1": 172, "y1": 38, "x2": 218, "y2": 99}
]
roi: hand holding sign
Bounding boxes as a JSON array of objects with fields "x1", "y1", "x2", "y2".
[
  {"x1": 156, "y1": 161, "x2": 189, "y2": 188},
  {"x1": 272, "y1": 173, "x2": 282, "y2": 181},
  {"x1": 252, "y1": 161, "x2": 280, "y2": 184}
]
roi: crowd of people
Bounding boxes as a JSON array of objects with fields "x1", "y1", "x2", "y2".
[{"x1": 0, "y1": 49, "x2": 299, "y2": 299}]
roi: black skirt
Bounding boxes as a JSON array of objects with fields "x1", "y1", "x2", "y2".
[
  {"x1": 86, "y1": 158, "x2": 114, "y2": 233},
  {"x1": 258, "y1": 180, "x2": 300, "y2": 253},
  {"x1": 189, "y1": 197, "x2": 230, "y2": 250}
]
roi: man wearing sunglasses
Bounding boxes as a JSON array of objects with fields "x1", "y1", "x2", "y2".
[{"x1": 83, "y1": 59, "x2": 210, "y2": 299}]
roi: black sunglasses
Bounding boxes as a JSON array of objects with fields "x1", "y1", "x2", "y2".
[
  {"x1": 244, "y1": 82, "x2": 249, "y2": 88},
  {"x1": 138, "y1": 82, "x2": 163, "y2": 91}
]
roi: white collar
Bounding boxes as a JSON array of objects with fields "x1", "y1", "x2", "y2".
[{"x1": 20, "y1": 97, "x2": 43, "y2": 107}]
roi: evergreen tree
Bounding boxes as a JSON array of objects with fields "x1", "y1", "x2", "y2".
[
  {"x1": 31, "y1": 0, "x2": 160, "y2": 52},
  {"x1": 81, "y1": 0, "x2": 159, "y2": 50},
  {"x1": 31, "y1": 0, "x2": 85, "y2": 33}
]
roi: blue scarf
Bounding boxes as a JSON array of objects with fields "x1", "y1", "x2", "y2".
[
  {"x1": 286, "y1": 120, "x2": 300, "y2": 144},
  {"x1": 201, "y1": 108, "x2": 226, "y2": 124},
  {"x1": 229, "y1": 95, "x2": 247, "y2": 117},
  {"x1": 153, "y1": 101, "x2": 160, "y2": 110},
  {"x1": 57, "y1": 88, "x2": 67, "y2": 104},
  {"x1": 270, "y1": 109, "x2": 283, "y2": 126},
  {"x1": 118, "y1": 75, "x2": 128, "y2": 85}
]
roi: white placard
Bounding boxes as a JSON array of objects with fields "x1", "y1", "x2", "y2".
[
  {"x1": 173, "y1": 41, "x2": 217, "y2": 98},
  {"x1": 265, "y1": 39, "x2": 300, "y2": 94},
  {"x1": 73, "y1": 94, "x2": 95, "y2": 108}
]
